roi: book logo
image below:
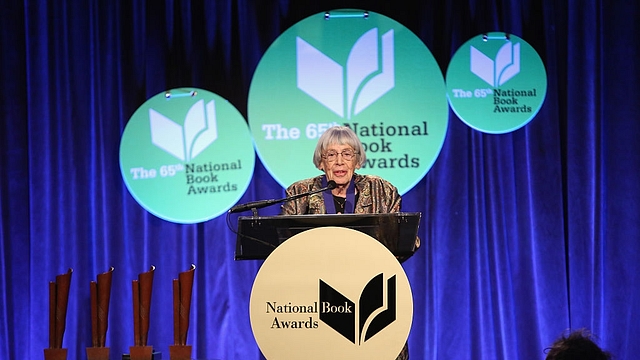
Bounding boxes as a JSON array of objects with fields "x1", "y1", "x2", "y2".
[
  {"x1": 320, "y1": 273, "x2": 396, "y2": 344},
  {"x1": 149, "y1": 99, "x2": 218, "y2": 162},
  {"x1": 470, "y1": 42, "x2": 521, "y2": 87},
  {"x1": 296, "y1": 28, "x2": 395, "y2": 120}
]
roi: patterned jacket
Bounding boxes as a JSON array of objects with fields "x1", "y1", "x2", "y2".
[{"x1": 281, "y1": 173, "x2": 401, "y2": 215}]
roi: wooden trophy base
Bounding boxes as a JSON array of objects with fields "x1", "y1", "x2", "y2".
[
  {"x1": 86, "y1": 347, "x2": 110, "y2": 360},
  {"x1": 128, "y1": 346, "x2": 153, "y2": 360},
  {"x1": 169, "y1": 345, "x2": 192, "y2": 360},
  {"x1": 44, "y1": 348, "x2": 68, "y2": 360}
]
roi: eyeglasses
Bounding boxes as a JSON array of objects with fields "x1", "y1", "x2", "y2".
[{"x1": 322, "y1": 149, "x2": 358, "y2": 161}]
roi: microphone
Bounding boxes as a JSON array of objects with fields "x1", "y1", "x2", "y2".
[{"x1": 229, "y1": 180, "x2": 337, "y2": 213}]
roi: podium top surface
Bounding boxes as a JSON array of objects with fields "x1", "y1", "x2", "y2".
[{"x1": 234, "y1": 212, "x2": 421, "y2": 260}]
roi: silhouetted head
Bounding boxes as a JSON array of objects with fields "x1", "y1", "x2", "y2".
[{"x1": 545, "y1": 329, "x2": 612, "y2": 360}]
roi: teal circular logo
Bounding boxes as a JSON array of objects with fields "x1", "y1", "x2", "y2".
[
  {"x1": 248, "y1": 9, "x2": 448, "y2": 195},
  {"x1": 446, "y1": 32, "x2": 547, "y2": 134},
  {"x1": 119, "y1": 88, "x2": 255, "y2": 223}
]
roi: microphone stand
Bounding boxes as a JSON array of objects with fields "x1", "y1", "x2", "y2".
[
  {"x1": 226, "y1": 181, "x2": 337, "y2": 250},
  {"x1": 229, "y1": 181, "x2": 337, "y2": 216}
]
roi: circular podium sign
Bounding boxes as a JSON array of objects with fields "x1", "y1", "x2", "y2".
[{"x1": 250, "y1": 227, "x2": 413, "y2": 359}]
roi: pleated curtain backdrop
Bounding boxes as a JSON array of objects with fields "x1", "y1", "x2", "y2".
[{"x1": 1, "y1": 1, "x2": 639, "y2": 359}]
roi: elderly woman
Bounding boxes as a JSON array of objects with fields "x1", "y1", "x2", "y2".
[
  {"x1": 281, "y1": 125, "x2": 401, "y2": 216},
  {"x1": 281, "y1": 125, "x2": 410, "y2": 360}
]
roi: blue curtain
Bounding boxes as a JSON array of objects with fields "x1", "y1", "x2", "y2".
[{"x1": 1, "y1": 1, "x2": 639, "y2": 359}]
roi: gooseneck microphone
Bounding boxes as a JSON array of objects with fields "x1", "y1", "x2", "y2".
[{"x1": 229, "y1": 180, "x2": 337, "y2": 213}]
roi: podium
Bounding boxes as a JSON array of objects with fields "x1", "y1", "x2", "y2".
[
  {"x1": 234, "y1": 212, "x2": 421, "y2": 261},
  {"x1": 238, "y1": 213, "x2": 421, "y2": 360}
]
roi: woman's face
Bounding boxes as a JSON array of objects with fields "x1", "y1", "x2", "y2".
[{"x1": 319, "y1": 143, "x2": 360, "y2": 186}]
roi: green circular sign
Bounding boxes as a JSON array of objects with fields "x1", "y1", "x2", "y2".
[
  {"x1": 248, "y1": 9, "x2": 448, "y2": 195},
  {"x1": 446, "y1": 32, "x2": 547, "y2": 134},
  {"x1": 119, "y1": 88, "x2": 255, "y2": 223}
]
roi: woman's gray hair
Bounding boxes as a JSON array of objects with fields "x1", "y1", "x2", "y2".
[{"x1": 312, "y1": 125, "x2": 366, "y2": 169}]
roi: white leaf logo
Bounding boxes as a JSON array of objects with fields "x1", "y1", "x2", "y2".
[
  {"x1": 149, "y1": 99, "x2": 218, "y2": 161},
  {"x1": 470, "y1": 42, "x2": 520, "y2": 87},
  {"x1": 296, "y1": 28, "x2": 395, "y2": 119}
]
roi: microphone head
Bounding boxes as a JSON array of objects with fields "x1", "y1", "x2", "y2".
[{"x1": 326, "y1": 180, "x2": 337, "y2": 189}]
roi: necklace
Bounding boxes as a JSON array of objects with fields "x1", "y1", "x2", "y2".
[
  {"x1": 322, "y1": 176, "x2": 355, "y2": 214},
  {"x1": 333, "y1": 195, "x2": 346, "y2": 213}
]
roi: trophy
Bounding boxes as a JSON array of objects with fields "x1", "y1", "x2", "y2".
[
  {"x1": 128, "y1": 266, "x2": 156, "y2": 360},
  {"x1": 44, "y1": 268, "x2": 73, "y2": 360},
  {"x1": 86, "y1": 267, "x2": 114, "y2": 360},
  {"x1": 169, "y1": 264, "x2": 196, "y2": 360}
]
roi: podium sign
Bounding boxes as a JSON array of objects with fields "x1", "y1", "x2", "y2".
[
  {"x1": 235, "y1": 212, "x2": 421, "y2": 260},
  {"x1": 249, "y1": 227, "x2": 413, "y2": 359}
]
